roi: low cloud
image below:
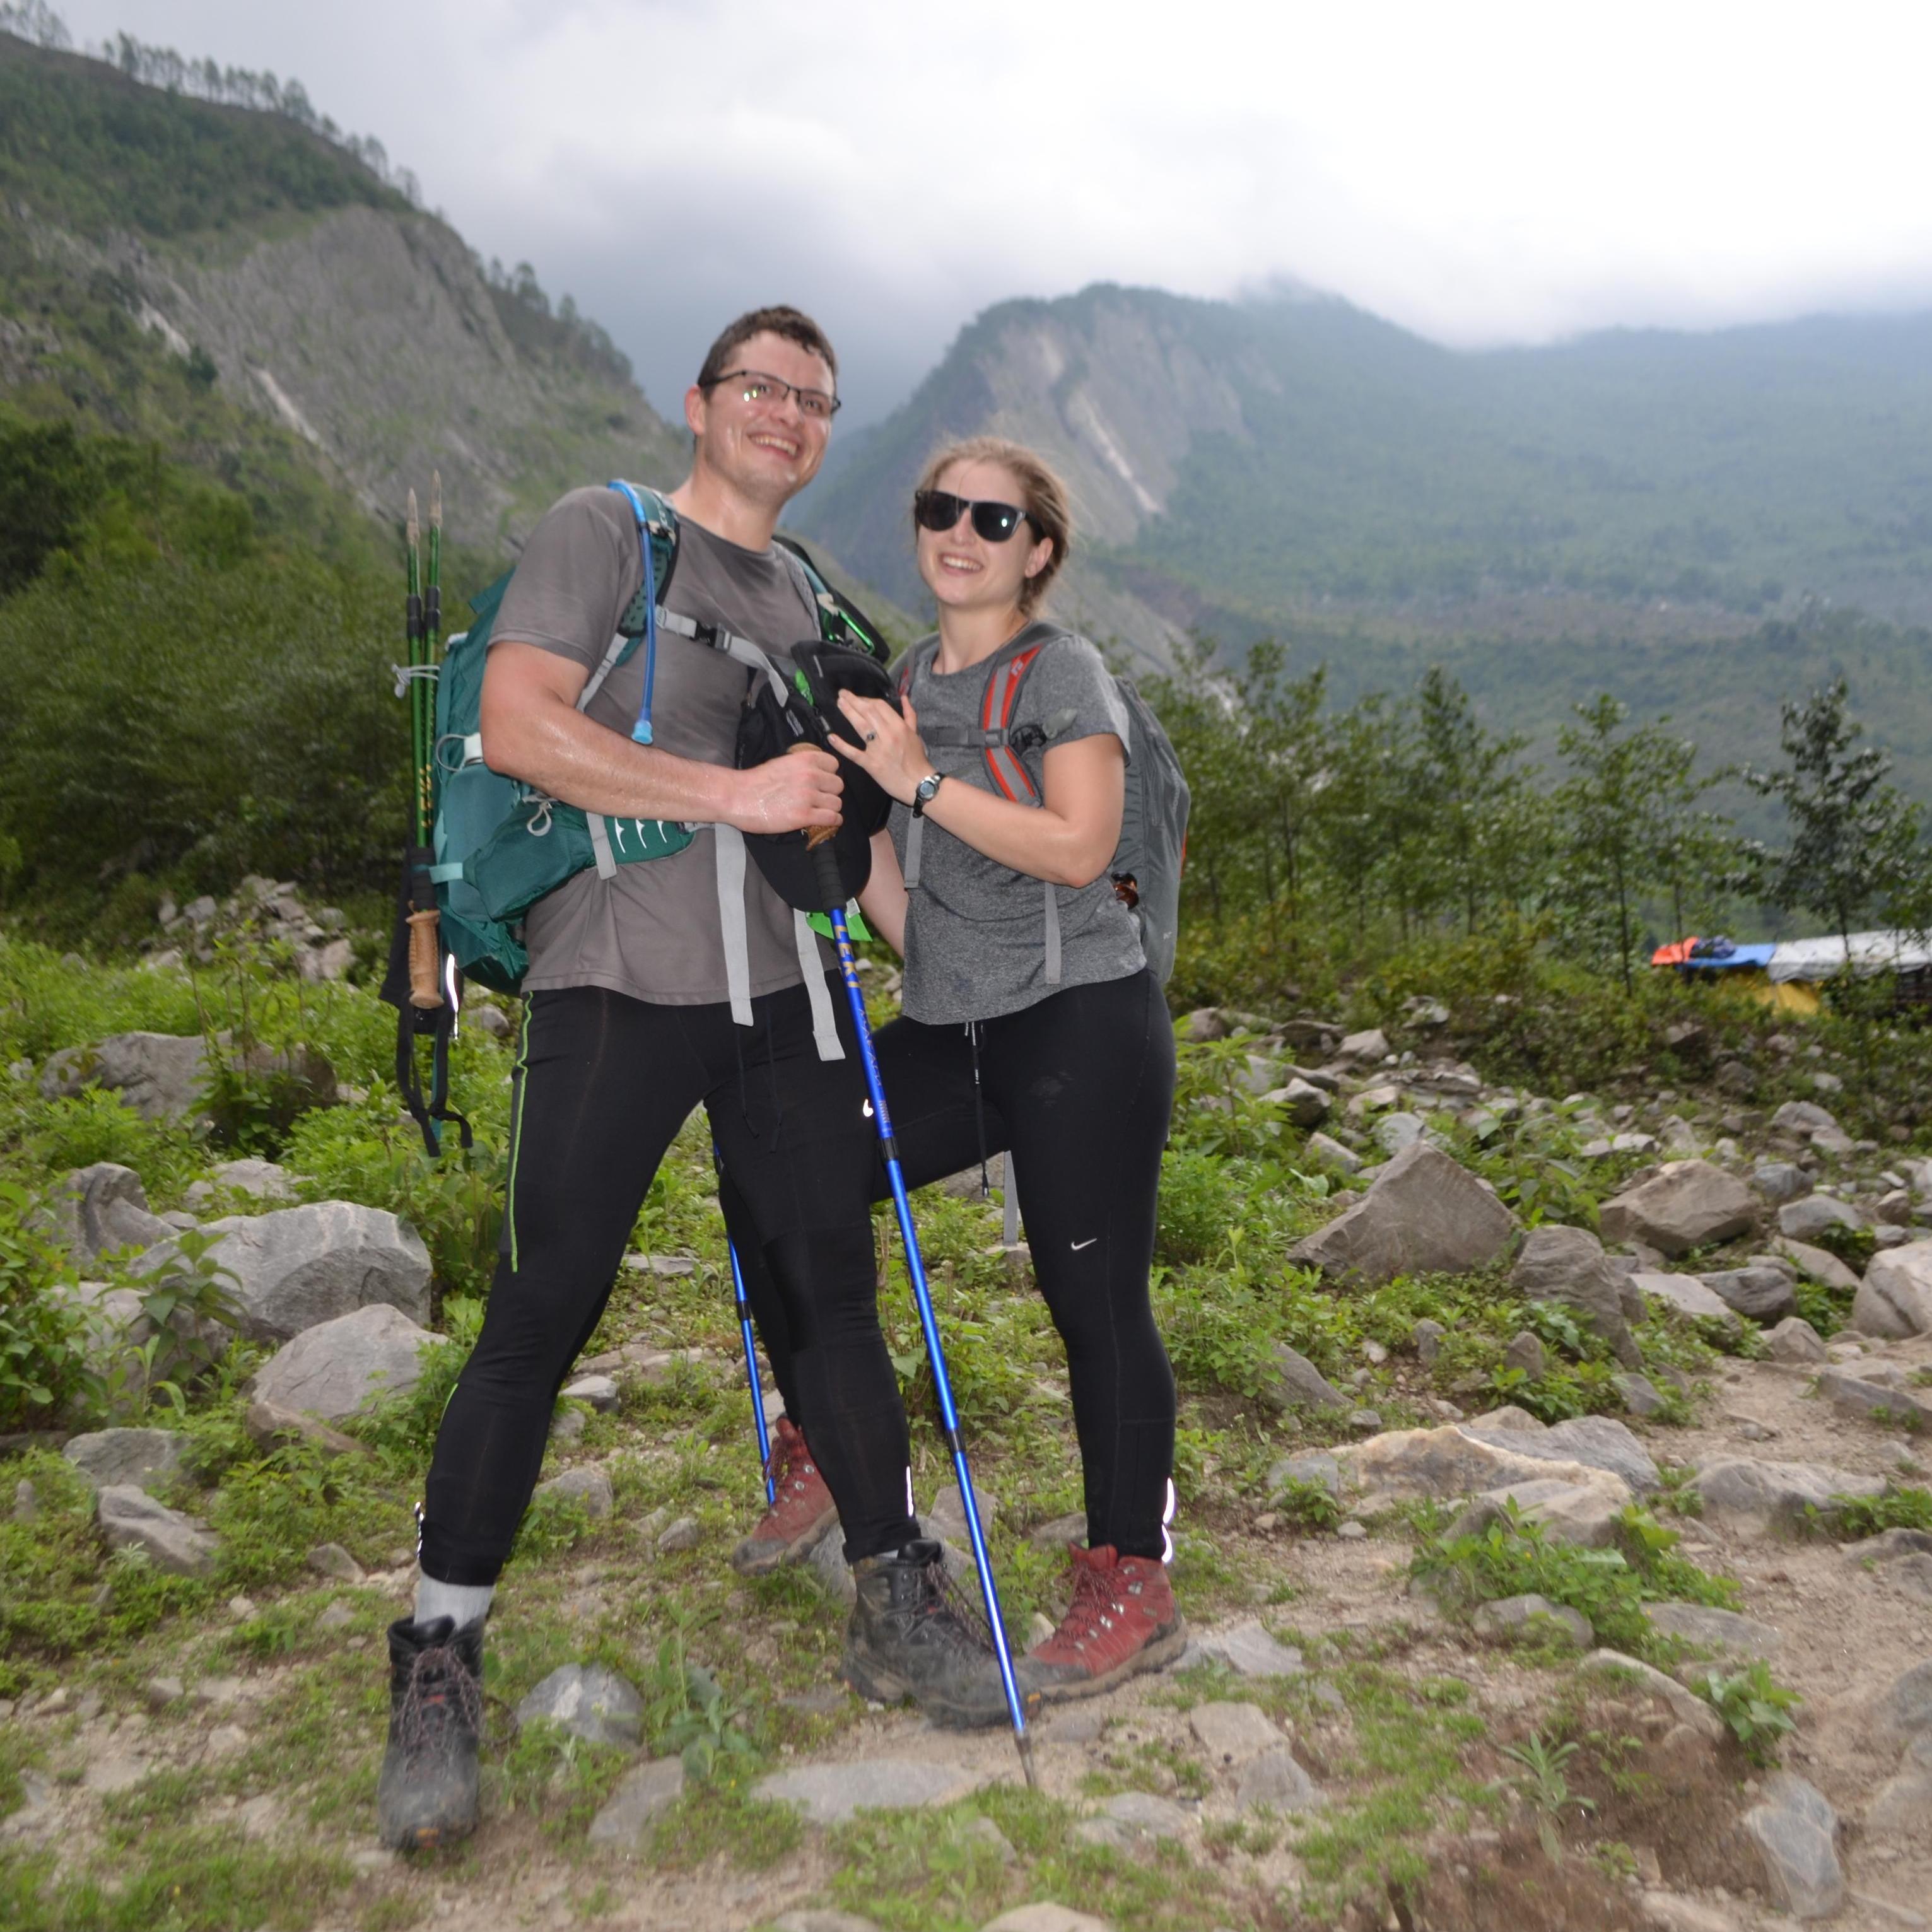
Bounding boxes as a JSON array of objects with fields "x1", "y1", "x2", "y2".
[{"x1": 55, "y1": 0, "x2": 1932, "y2": 424}]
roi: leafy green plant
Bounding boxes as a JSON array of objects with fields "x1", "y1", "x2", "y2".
[
  {"x1": 1700, "y1": 1661, "x2": 1800, "y2": 1764},
  {"x1": 0, "y1": 1179, "x2": 95, "y2": 1429},
  {"x1": 111, "y1": 1228, "x2": 242, "y2": 1412},
  {"x1": 1273, "y1": 1474, "x2": 1344, "y2": 1531},
  {"x1": 1826, "y1": 1487, "x2": 1932, "y2": 1538},
  {"x1": 1412, "y1": 1501, "x2": 1738, "y2": 1661},
  {"x1": 1501, "y1": 1731, "x2": 1596, "y2": 1859}
]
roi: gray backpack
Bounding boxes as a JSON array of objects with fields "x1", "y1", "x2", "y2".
[{"x1": 898, "y1": 628, "x2": 1191, "y2": 983}]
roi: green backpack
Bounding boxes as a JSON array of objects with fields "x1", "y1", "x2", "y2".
[{"x1": 428, "y1": 482, "x2": 884, "y2": 995}]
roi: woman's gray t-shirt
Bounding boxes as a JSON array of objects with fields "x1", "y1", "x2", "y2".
[{"x1": 890, "y1": 623, "x2": 1145, "y2": 1025}]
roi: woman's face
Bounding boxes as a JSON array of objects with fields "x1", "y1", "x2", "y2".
[{"x1": 915, "y1": 459, "x2": 1055, "y2": 619}]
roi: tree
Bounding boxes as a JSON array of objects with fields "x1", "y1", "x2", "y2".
[
  {"x1": 1552, "y1": 694, "x2": 1717, "y2": 993},
  {"x1": 1738, "y1": 679, "x2": 1928, "y2": 947},
  {"x1": 1408, "y1": 667, "x2": 1535, "y2": 934}
]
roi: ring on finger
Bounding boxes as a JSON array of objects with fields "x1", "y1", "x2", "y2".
[{"x1": 864, "y1": 730, "x2": 877, "y2": 744}]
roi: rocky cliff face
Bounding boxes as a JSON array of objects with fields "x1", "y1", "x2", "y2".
[{"x1": 13, "y1": 199, "x2": 687, "y2": 554}]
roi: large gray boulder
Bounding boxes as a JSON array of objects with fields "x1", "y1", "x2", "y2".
[
  {"x1": 1597, "y1": 1161, "x2": 1756, "y2": 1256},
  {"x1": 135, "y1": 1202, "x2": 430, "y2": 1342},
  {"x1": 249, "y1": 1303, "x2": 445, "y2": 1421},
  {"x1": 1742, "y1": 1772, "x2": 1844, "y2": 1920},
  {"x1": 97, "y1": 1485, "x2": 217, "y2": 1576},
  {"x1": 1692, "y1": 1457, "x2": 1884, "y2": 1533},
  {"x1": 1778, "y1": 1195, "x2": 1864, "y2": 1243},
  {"x1": 40, "y1": 1164, "x2": 173, "y2": 1263},
  {"x1": 1463, "y1": 1413, "x2": 1658, "y2": 1492},
  {"x1": 1289, "y1": 1143, "x2": 1515, "y2": 1285},
  {"x1": 1508, "y1": 1225, "x2": 1641, "y2": 1366},
  {"x1": 1853, "y1": 1241, "x2": 1932, "y2": 1338},
  {"x1": 1333, "y1": 1422, "x2": 1638, "y2": 1506},
  {"x1": 64, "y1": 1429, "x2": 187, "y2": 1493},
  {"x1": 40, "y1": 1032, "x2": 209, "y2": 1120},
  {"x1": 1699, "y1": 1265, "x2": 1798, "y2": 1325},
  {"x1": 1630, "y1": 1270, "x2": 1739, "y2": 1332}
]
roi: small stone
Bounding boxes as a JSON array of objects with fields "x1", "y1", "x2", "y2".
[
  {"x1": 1743, "y1": 1771, "x2": 1844, "y2": 1919},
  {"x1": 96, "y1": 1485, "x2": 217, "y2": 1576},
  {"x1": 1412, "y1": 1317, "x2": 1446, "y2": 1364},
  {"x1": 1194, "y1": 1619, "x2": 1303, "y2": 1678},
  {"x1": 1766, "y1": 1317, "x2": 1827, "y2": 1363},
  {"x1": 655, "y1": 1515, "x2": 701, "y2": 1553},
  {"x1": 1501, "y1": 1330, "x2": 1546, "y2": 1379},
  {"x1": 1753, "y1": 1162, "x2": 1812, "y2": 1205},
  {"x1": 306, "y1": 1542, "x2": 364, "y2": 1584},
  {"x1": 243, "y1": 1400, "x2": 368, "y2": 1459},
  {"x1": 980, "y1": 1908, "x2": 1115, "y2": 1932},
  {"x1": 1188, "y1": 1701, "x2": 1282, "y2": 1762},
  {"x1": 1580, "y1": 1651, "x2": 1726, "y2": 1742},
  {"x1": 1101, "y1": 1789, "x2": 1191, "y2": 1839},
  {"x1": 12, "y1": 1479, "x2": 36, "y2": 1523},
  {"x1": 561, "y1": 1374, "x2": 620, "y2": 1412},
  {"x1": 143, "y1": 1676, "x2": 184, "y2": 1709},
  {"x1": 1472, "y1": 1594, "x2": 1591, "y2": 1648},
  {"x1": 1871, "y1": 1660, "x2": 1932, "y2": 1747},
  {"x1": 1336, "y1": 1519, "x2": 1367, "y2": 1540},
  {"x1": 515, "y1": 1664, "x2": 643, "y2": 1748},
  {"x1": 1700, "y1": 1265, "x2": 1798, "y2": 1324},
  {"x1": 535, "y1": 1465, "x2": 614, "y2": 1518},
  {"x1": 587, "y1": 1755, "x2": 686, "y2": 1846},
  {"x1": 1305, "y1": 1131, "x2": 1363, "y2": 1174},
  {"x1": 550, "y1": 1405, "x2": 587, "y2": 1443},
  {"x1": 1613, "y1": 1371, "x2": 1667, "y2": 1417},
  {"x1": 317, "y1": 1600, "x2": 354, "y2": 1632},
  {"x1": 1778, "y1": 1195, "x2": 1864, "y2": 1242},
  {"x1": 1236, "y1": 1746, "x2": 1321, "y2": 1813},
  {"x1": 1028, "y1": 1511, "x2": 1088, "y2": 1550},
  {"x1": 1642, "y1": 1601, "x2": 1781, "y2": 1658},
  {"x1": 754, "y1": 1756, "x2": 981, "y2": 1825},
  {"x1": 62, "y1": 1429, "x2": 187, "y2": 1493},
  {"x1": 1262, "y1": 1343, "x2": 1349, "y2": 1412},
  {"x1": 206, "y1": 1723, "x2": 249, "y2": 1757}
]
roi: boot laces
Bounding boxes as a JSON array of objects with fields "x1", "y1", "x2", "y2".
[
  {"x1": 397, "y1": 1641, "x2": 483, "y2": 1753},
  {"x1": 1057, "y1": 1555, "x2": 1129, "y2": 1649},
  {"x1": 901, "y1": 1550, "x2": 995, "y2": 1655}
]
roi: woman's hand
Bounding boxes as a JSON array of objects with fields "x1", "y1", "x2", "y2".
[{"x1": 834, "y1": 691, "x2": 931, "y2": 806}]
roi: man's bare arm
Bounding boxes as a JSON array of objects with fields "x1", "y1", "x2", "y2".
[{"x1": 479, "y1": 640, "x2": 842, "y2": 834}]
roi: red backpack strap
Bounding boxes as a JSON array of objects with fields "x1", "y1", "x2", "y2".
[{"x1": 980, "y1": 642, "x2": 1048, "y2": 803}]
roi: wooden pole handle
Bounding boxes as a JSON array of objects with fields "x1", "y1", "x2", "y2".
[{"x1": 407, "y1": 908, "x2": 444, "y2": 1009}]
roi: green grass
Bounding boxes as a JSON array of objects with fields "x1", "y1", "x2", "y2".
[
  {"x1": 1829, "y1": 1487, "x2": 1932, "y2": 1539},
  {"x1": 1412, "y1": 1502, "x2": 1740, "y2": 1664}
]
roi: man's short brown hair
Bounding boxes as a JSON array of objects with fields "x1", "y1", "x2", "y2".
[{"x1": 696, "y1": 306, "x2": 838, "y2": 390}]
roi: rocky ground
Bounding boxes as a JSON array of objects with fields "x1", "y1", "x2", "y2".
[{"x1": 3, "y1": 944, "x2": 1931, "y2": 1931}]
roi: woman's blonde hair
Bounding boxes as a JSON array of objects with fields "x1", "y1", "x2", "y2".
[{"x1": 913, "y1": 436, "x2": 1072, "y2": 614}]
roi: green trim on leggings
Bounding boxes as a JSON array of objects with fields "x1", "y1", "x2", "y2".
[{"x1": 504, "y1": 1001, "x2": 532, "y2": 1273}]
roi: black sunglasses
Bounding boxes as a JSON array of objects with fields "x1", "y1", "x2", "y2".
[{"x1": 913, "y1": 490, "x2": 1036, "y2": 543}]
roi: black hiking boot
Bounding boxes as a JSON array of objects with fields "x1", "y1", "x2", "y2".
[
  {"x1": 377, "y1": 1613, "x2": 484, "y2": 1850},
  {"x1": 840, "y1": 1538, "x2": 1034, "y2": 1731}
]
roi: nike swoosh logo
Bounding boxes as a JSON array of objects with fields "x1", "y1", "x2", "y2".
[{"x1": 1071, "y1": 1237, "x2": 1098, "y2": 1251}]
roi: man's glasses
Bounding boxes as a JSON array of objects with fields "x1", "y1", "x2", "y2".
[
  {"x1": 913, "y1": 490, "x2": 1036, "y2": 543},
  {"x1": 703, "y1": 368, "x2": 840, "y2": 421}
]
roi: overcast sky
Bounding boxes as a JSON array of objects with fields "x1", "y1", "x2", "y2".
[{"x1": 46, "y1": 0, "x2": 1932, "y2": 427}]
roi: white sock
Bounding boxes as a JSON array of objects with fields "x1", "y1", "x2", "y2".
[{"x1": 414, "y1": 1572, "x2": 495, "y2": 1630}]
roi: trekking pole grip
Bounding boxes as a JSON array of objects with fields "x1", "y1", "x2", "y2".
[
  {"x1": 807, "y1": 826, "x2": 844, "y2": 913},
  {"x1": 406, "y1": 909, "x2": 444, "y2": 1009}
]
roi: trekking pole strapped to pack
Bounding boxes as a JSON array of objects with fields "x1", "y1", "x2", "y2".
[{"x1": 805, "y1": 833, "x2": 1039, "y2": 1789}]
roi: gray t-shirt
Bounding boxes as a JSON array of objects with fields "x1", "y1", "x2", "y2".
[
  {"x1": 490, "y1": 484, "x2": 830, "y2": 1005},
  {"x1": 891, "y1": 623, "x2": 1145, "y2": 1024}
]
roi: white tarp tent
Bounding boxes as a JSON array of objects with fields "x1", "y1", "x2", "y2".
[{"x1": 1765, "y1": 928, "x2": 1932, "y2": 983}]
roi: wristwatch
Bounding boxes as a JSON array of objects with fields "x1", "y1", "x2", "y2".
[{"x1": 911, "y1": 771, "x2": 945, "y2": 818}]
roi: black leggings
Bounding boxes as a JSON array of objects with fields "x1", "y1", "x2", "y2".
[
  {"x1": 730, "y1": 969, "x2": 1178, "y2": 1559},
  {"x1": 419, "y1": 981, "x2": 918, "y2": 1586}
]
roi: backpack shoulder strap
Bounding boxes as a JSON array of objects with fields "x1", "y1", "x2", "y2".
[
  {"x1": 775, "y1": 532, "x2": 893, "y2": 663},
  {"x1": 978, "y1": 629, "x2": 1065, "y2": 804},
  {"x1": 597, "y1": 481, "x2": 676, "y2": 742}
]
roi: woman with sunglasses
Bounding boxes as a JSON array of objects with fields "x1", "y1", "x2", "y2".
[{"x1": 829, "y1": 436, "x2": 1184, "y2": 1701}]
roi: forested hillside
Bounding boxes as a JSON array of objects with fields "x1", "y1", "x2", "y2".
[{"x1": 795, "y1": 286, "x2": 1932, "y2": 806}]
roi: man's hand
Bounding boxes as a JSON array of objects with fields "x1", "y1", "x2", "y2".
[{"x1": 722, "y1": 742, "x2": 843, "y2": 834}]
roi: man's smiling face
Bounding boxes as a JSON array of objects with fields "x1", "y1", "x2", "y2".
[{"x1": 685, "y1": 331, "x2": 836, "y2": 513}]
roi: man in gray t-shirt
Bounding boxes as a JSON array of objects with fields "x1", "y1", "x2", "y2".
[{"x1": 378, "y1": 309, "x2": 1012, "y2": 1856}]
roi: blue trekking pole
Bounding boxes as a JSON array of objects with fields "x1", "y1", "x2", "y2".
[
  {"x1": 809, "y1": 840, "x2": 1038, "y2": 1789},
  {"x1": 712, "y1": 1144, "x2": 776, "y2": 1506}
]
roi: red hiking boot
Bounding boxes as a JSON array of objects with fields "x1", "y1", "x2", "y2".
[
  {"x1": 1017, "y1": 1544, "x2": 1187, "y2": 1701},
  {"x1": 730, "y1": 1418, "x2": 839, "y2": 1576}
]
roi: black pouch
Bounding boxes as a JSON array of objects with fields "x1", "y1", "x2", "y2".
[{"x1": 735, "y1": 639, "x2": 899, "y2": 911}]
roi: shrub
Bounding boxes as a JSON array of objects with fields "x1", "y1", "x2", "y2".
[{"x1": 0, "y1": 1180, "x2": 95, "y2": 1430}]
